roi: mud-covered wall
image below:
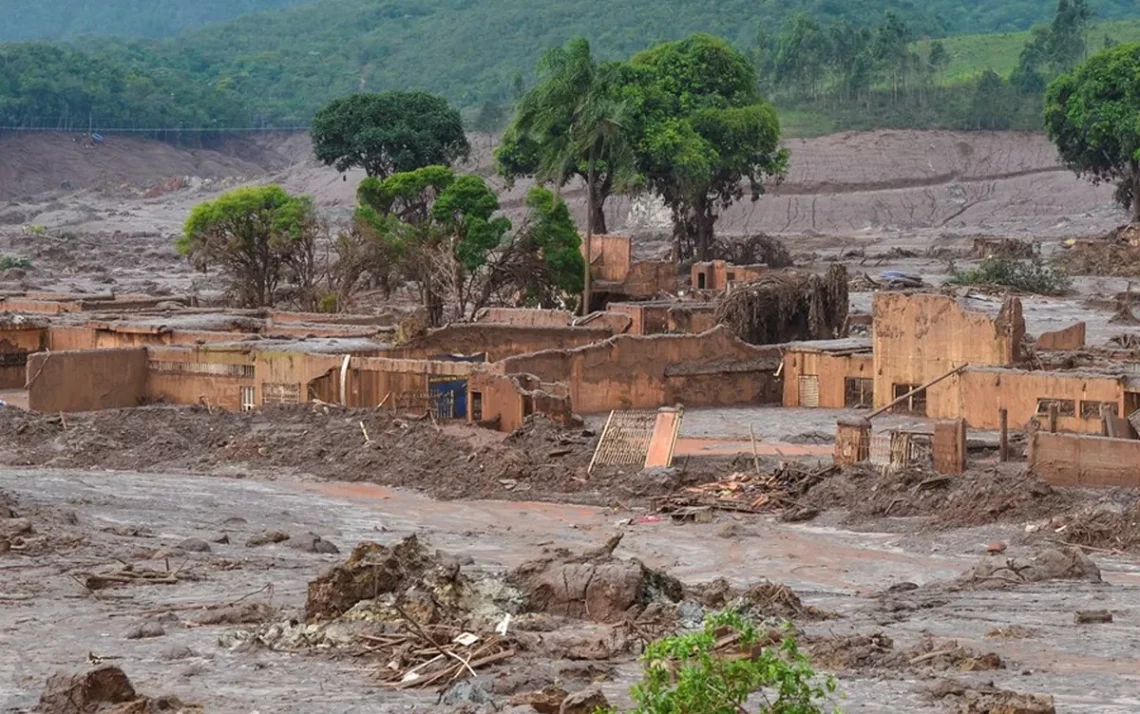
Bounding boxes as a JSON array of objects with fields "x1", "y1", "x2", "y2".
[
  {"x1": 500, "y1": 327, "x2": 780, "y2": 413},
  {"x1": 0, "y1": 324, "x2": 47, "y2": 388},
  {"x1": 386, "y1": 324, "x2": 612, "y2": 362},
  {"x1": 782, "y1": 350, "x2": 874, "y2": 408},
  {"x1": 1035, "y1": 322, "x2": 1086, "y2": 351},
  {"x1": 146, "y1": 346, "x2": 257, "y2": 410},
  {"x1": 588, "y1": 234, "x2": 632, "y2": 282},
  {"x1": 938, "y1": 367, "x2": 1124, "y2": 434},
  {"x1": 607, "y1": 303, "x2": 717, "y2": 336},
  {"x1": 622, "y1": 261, "x2": 676, "y2": 298},
  {"x1": 873, "y1": 293, "x2": 1023, "y2": 411},
  {"x1": 691, "y1": 261, "x2": 768, "y2": 291},
  {"x1": 474, "y1": 308, "x2": 574, "y2": 327},
  {"x1": 1031, "y1": 431, "x2": 1140, "y2": 487},
  {"x1": 27, "y1": 348, "x2": 148, "y2": 412}
]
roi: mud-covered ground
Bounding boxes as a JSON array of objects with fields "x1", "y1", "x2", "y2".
[{"x1": 2, "y1": 466, "x2": 1139, "y2": 713}]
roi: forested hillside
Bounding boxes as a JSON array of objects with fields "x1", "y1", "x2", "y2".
[
  {"x1": 0, "y1": 0, "x2": 310, "y2": 41},
  {"x1": 1, "y1": 0, "x2": 1139, "y2": 134}
]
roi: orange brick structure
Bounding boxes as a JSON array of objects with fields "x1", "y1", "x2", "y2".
[{"x1": 781, "y1": 339, "x2": 874, "y2": 409}]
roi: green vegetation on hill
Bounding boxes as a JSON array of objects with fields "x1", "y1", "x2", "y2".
[
  {"x1": 1, "y1": 0, "x2": 1139, "y2": 134},
  {"x1": 0, "y1": 0, "x2": 310, "y2": 41}
]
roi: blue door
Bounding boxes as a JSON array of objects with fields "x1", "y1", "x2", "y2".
[{"x1": 429, "y1": 378, "x2": 468, "y2": 419}]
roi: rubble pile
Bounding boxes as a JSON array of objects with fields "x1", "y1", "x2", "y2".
[
  {"x1": 686, "y1": 577, "x2": 828, "y2": 621},
  {"x1": 927, "y1": 679, "x2": 1056, "y2": 714},
  {"x1": 1043, "y1": 500, "x2": 1140, "y2": 552},
  {"x1": 33, "y1": 666, "x2": 199, "y2": 714},
  {"x1": 508, "y1": 534, "x2": 682, "y2": 623},
  {"x1": 807, "y1": 633, "x2": 1003, "y2": 674},
  {"x1": 959, "y1": 546, "x2": 1102, "y2": 589},
  {"x1": 656, "y1": 464, "x2": 835, "y2": 517}
]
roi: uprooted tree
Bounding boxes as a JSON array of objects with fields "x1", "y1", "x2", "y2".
[
  {"x1": 178, "y1": 185, "x2": 321, "y2": 308},
  {"x1": 311, "y1": 91, "x2": 470, "y2": 179},
  {"x1": 715, "y1": 265, "x2": 848, "y2": 345},
  {"x1": 1045, "y1": 42, "x2": 1140, "y2": 223},
  {"x1": 354, "y1": 166, "x2": 584, "y2": 324}
]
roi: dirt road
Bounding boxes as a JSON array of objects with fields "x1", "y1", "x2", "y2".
[{"x1": 2, "y1": 467, "x2": 1138, "y2": 712}]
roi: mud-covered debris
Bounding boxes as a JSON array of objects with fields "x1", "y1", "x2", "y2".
[
  {"x1": 808, "y1": 633, "x2": 1002, "y2": 673},
  {"x1": 245, "y1": 530, "x2": 289, "y2": 547},
  {"x1": 33, "y1": 666, "x2": 198, "y2": 714},
  {"x1": 1075, "y1": 609, "x2": 1113, "y2": 624},
  {"x1": 686, "y1": 578, "x2": 827, "y2": 621},
  {"x1": 559, "y1": 688, "x2": 609, "y2": 714},
  {"x1": 1046, "y1": 500, "x2": 1140, "y2": 552},
  {"x1": 305, "y1": 535, "x2": 431, "y2": 622},
  {"x1": 509, "y1": 534, "x2": 682, "y2": 623},
  {"x1": 961, "y1": 546, "x2": 1101, "y2": 588},
  {"x1": 658, "y1": 465, "x2": 836, "y2": 516},
  {"x1": 176, "y1": 538, "x2": 211, "y2": 553},
  {"x1": 124, "y1": 622, "x2": 165, "y2": 640},
  {"x1": 287, "y1": 533, "x2": 340, "y2": 554},
  {"x1": 191, "y1": 602, "x2": 276, "y2": 626},
  {"x1": 927, "y1": 678, "x2": 1055, "y2": 713},
  {"x1": 509, "y1": 685, "x2": 570, "y2": 714}
]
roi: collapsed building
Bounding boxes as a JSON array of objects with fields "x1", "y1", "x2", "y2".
[{"x1": 3, "y1": 269, "x2": 1140, "y2": 486}]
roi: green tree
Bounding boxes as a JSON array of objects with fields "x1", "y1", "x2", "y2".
[
  {"x1": 928, "y1": 40, "x2": 950, "y2": 83},
  {"x1": 311, "y1": 91, "x2": 470, "y2": 178},
  {"x1": 969, "y1": 69, "x2": 1013, "y2": 129},
  {"x1": 603, "y1": 610, "x2": 836, "y2": 714},
  {"x1": 472, "y1": 100, "x2": 506, "y2": 135},
  {"x1": 1049, "y1": 0, "x2": 1092, "y2": 70},
  {"x1": 627, "y1": 33, "x2": 788, "y2": 261},
  {"x1": 178, "y1": 185, "x2": 319, "y2": 308},
  {"x1": 1045, "y1": 43, "x2": 1140, "y2": 222},
  {"x1": 498, "y1": 37, "x2": 636, "y2": 312},
  {"x1": 490, "y1": 187, "x2": 586, "y2": 309},
  {"x1": 356, "y1": 166, "x2": 510, "y2": 323}
]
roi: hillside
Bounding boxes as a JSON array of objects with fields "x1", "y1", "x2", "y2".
[{"x1": 0, "y1": 0, "x2": 310, "y2": 41}]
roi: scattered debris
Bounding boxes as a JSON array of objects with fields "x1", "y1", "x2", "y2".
[
  {"x1": 808, "y1": 633, "x2": 1002, "y2": 673},
  {"x1": 715, "y1": 265, "x2": 848, "y2": 345},
  {"x1": 927, "y1": 678, "x2": 1055, "y2": 714},
  {"x1": 656, "y1": 464, "x2": 836, "y2": 517},
  {"x1": 33, "y1": 666, "x2": 199, "y2": 714}
]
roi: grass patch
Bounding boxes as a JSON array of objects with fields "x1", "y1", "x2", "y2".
[{"x1": 0, "y1": 255, "x2": 32, "y2": 270}]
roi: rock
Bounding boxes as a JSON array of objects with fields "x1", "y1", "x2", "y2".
[
  {"x1": 441, "y1": 679, "x2": 492, "y2": 707},
  {"x1": 888, "y1": 582, "x2": 920, "y2": 593},
  {"x1": 34, "y1": 666, "x2": 137, "y2": 713},
  {"x1": 509, "y1": 534, "x2": 682, "y2": 623},
  {"x1": 1075, "y1": 610, "x2": 1113, "y2": 624},
  {"x1": 780, "y1": 506, "x2": 821, "y2": 523},
  {"x1": 0, "y1": 538, "x2": 10, "y2": 555},
  {"x1": 0, "y1": 517, "x2": 33, "y2": 537},
  {"x1": 210, "y1": 533, "x2": 230, "y2": 545},
  {"x1": 246, "y1": 530, "x2": 290, "y2": 547},
  {"x1": 288, "y1": 533, "x2": 340, "y2": 554},
  {"x1": 305, "y1": 536, "x2": 430, "y2": 622},
  {"x1": 124, "y1": 622, "x2": 166, "y2": 640},
  {"x1": 176, "y1": 538, "x2": 211, "y2": 553},
  {"x1": 509, "y1": 685, "x2": 568, "y2": 714},
  {"x1": 559, "y1": 688, "x2": 609, "y2": 714},
  {"x1": 160, "y1": 645, "x2": 196, "y2": 661},
  {"x1": 965, "y1": 546, "x2": 1101, "y2": 587},
  {"x1": 985, "y1": 542, "x2": 1007, "y2": 554}
]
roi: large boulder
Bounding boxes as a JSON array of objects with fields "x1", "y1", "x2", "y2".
[{"x1": 304, "y1": 535, "x2": 430, "y2": 621}]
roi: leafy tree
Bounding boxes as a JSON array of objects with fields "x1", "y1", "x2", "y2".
[
  {"x1": 602, "y1": 610, "x2": 836, "y2": 714},
  {"x1": 774, "y1": 15, "x2": 829, "y2": 99},
  {"x1": 178, "y1": 185, "x2": 319, "y2": 308},
  {"x1": 355, "y1": 166, "x2": 510, "y2": 323},
  {"x1": 1045, "y1": 43, "x2": 1140, "y2": 222},
  {"x1": 514, "y1": 187, "x2": 586, "y2": 302},
  {"x1": 1048, "y1": 0, "x2": 1092, "y2": 70},
  {"x1": 928, "y1": 40, "x2": 950, "y2": 82},
  {"x1": 969, "y1": 69, "x2": 1013, "y2": 129},
  {"x1": 472, "y1": 100, "x2": 507, "y2": 135},
  {"x1": 627, "y1": 33, "x2": 788, "y2": 261},
  {"x1": 311, "y1": 92, "x2": 470, "y2": 178}
]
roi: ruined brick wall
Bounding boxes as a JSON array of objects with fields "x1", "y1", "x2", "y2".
[
  {"x1": 938, "y1": 367, "x2": 1124, "y2": 434},
  {"x1": 27, "y1": 348, "x2": 148, "y2": 412},
  {"x1": 0, "y1": 323, "x2": 47, "y2": 389},
  {"x1": 873, "y1": 293, "x2": 1023, "y2": 411},
  {"x1": 782, "y1": 350, "x2": 874, "y2": 408},
  {"x1": 500, "y1": 326, "x2": 780, "y2": 413},
  {"x1": 587, "y1": 234, "x2": 633, "y2": 282},
  {"x1": 1035, "y1": 322, "x2": 1086, "y2": 351},
  {"x1": 474, "y1": 308, "x2": 574, "y2": 328},
  {"x1": 386, "y1": 324, "x2": 612, "y2": 362},
  {"x1": 622, "y1": 261, "x2": 676, "y2": 298},
  {"x1": 1030, "y1": 431, "x2": 1140, "y2": 487}
]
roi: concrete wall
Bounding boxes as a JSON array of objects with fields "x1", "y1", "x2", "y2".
[
  {"x1": 27, "y1": 348, "x2": 148, "y2": 412},
  {"x1": 937, "y1": 367, "x2": 1124, "y2": 434},
  {"x1": 873, "y1": 293, "x2": 1023, "y2": 412},
  {"x1": 386, "y1": 324, "x2": 612, "y2": 362},
  {"x1": 782, "y1": 350, "x2": 874, "y2": 408},
  {"x1": 500, "y1": 326, "x2": 780, "y2": 413},
  {"x1": 1031, "y1": 431, "x2": 1140, "y2": 487}
]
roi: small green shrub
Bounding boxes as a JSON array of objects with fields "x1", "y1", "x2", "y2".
[
  {"x1": 947, "y1": 256, "x2": 1071, "y2": 296},
  {"x1": 317, "y1": 293, "x2": 339, "y2": 313},
  {"x1": 0, "y1": 255, "x2": 32, "y2": 270},
  {"x1": 605, "y1": 610, "x2": 837, "y2": 714}
]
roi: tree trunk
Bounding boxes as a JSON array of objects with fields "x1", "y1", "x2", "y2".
[
  {"x1": 695, "y1": 201, "x2": 716, "y2": 262},
  {"x1": 1132, "y1": 160, "x2": 1140, "y2": 224},
  {"x1": 589, "y1": 176, "x2": 609, "y2": 236},
  {"x1": 583, "y1": 151, "x2": 595, "y2": 316}
]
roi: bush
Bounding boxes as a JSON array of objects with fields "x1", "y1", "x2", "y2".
[
  {"x1": 0, "y1": 255, "x2": 32, "y2": 270},
  {"x1": 947, "y1": 256, "x2": 1071, "y2": 296},
  {"x1": 605, "y1": 610, "x2": 836, "y2": 714}
]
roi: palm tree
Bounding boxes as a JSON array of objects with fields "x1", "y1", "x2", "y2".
[{"x1": 510, "y1": 38, "x2": 635, "y2": 314}]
